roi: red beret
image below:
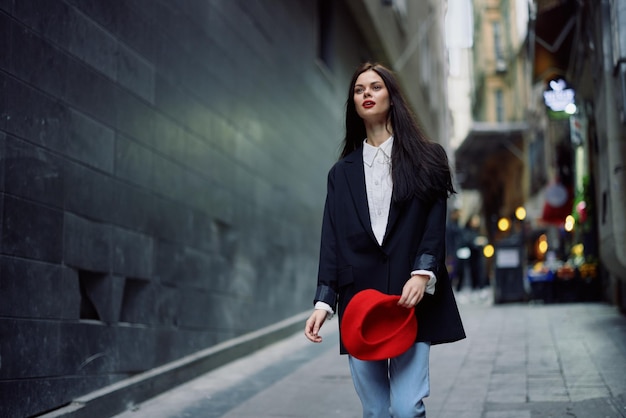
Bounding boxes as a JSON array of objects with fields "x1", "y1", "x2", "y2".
[{"x1": 341, "y1": 289, "x2": 418, "y2": 361}]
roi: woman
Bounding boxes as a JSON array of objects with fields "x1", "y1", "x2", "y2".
[{"x1": 304, "y1": 62, "x2": 465, "y2": 418}]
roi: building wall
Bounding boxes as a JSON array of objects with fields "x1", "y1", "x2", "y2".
[
  {"x1": 472, "y1": 0, "x2": 528, "y2": 124},
  {"x1": 0, "y1": 1, "x2": 372, "y2": 415},
  {"x1": 572, "y1": 0, "x2": 626, "y2": 302},
  {"x1": 469, "y1": 0, "x2": 530, "y2": 199}
]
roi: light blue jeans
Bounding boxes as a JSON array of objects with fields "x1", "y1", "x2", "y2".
[{"x1": 348, "y1": 342, "x2": 430, "y2": 418}]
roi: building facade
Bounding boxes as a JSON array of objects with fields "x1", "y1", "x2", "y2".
[
  {"x1": 454, "y1": 0, "x2": 531, "y2": 236},
  {"x1": 533, "y1": 0, "x2": 626, "y2": 308},
  {"x1": 0, "y1": 1, "x2": 450, "y2": 416}
]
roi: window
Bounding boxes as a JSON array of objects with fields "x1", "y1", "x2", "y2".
[
  {"x1": 493, "y1": 20, "x2": 505, "y2": 71},
  {"x1": 495, "y1": 89, "x2": 504, "y2": 122}
]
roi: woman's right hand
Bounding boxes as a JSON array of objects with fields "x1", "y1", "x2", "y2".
[{"x1": 304, "y1": 309, "x2": 328, "y2": 343}]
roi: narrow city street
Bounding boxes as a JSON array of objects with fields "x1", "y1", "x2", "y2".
[{"x1": 114, "y1": 292, "x2": 626, "y2": 418}]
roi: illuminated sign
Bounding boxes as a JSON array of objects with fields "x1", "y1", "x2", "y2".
[{"x1": 543, "y1": 78, "x2": 575, "y2": 112}]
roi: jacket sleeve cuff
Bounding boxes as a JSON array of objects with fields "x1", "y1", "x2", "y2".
[
  {"x1": 314, "y1": 284, "x2": 337, "y2": 309},
  {"x1": 413, "y1": 253, "x2": 438, "y2": 272}
]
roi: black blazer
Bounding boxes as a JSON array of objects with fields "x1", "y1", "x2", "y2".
[{"x1": 314, "y1": 147, "x2": 466, "y2": 353}]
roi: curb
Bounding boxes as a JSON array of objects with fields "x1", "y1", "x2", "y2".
[{"x1": 39, "y1": 311, "x2": 311, "y2": 418}]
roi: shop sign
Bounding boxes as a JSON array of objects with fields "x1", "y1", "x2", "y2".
[
  {"x1": 543, "y1": 78, "x2": 575, "y2": 112},
  {"x1": 496, "y1": 248, "x2": 520, "y2": 268}
]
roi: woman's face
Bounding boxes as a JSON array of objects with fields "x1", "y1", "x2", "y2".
[{"x1": 353, "y1": 70, "x2": 391, "y2": 123}]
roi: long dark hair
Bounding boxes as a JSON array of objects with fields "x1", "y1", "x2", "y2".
[{"x1": 341, "y1": 62, "x2": 455, "y2": 202}]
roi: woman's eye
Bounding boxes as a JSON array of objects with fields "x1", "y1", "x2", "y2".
[
  {"x1": 355, "y1": 87, "x2": 364, "y2": 94},
  {"x1": 373, "y1": 85, "x2": 381, "y2": 90}
]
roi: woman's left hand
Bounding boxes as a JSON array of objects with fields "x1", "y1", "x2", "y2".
[{"x1": 398, "y1": 274, "x2": 429, "y2": 308}]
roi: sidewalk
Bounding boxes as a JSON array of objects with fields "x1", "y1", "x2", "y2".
[{"x1": 113, "y1": 291, "x2": 626, "y2": 418}]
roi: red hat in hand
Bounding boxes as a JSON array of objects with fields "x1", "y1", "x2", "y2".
[{"x1": 341, "y1": 289, "x2": 418, "y2": 361}]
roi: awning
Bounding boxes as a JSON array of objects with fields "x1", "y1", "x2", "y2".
[{"x1": 455, "y1": 122, "x2": 528, "y2": 189}]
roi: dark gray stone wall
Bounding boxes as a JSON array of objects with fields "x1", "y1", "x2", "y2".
[{"x1": 0, "y1": 1, "x2": 372, "y2": 415}]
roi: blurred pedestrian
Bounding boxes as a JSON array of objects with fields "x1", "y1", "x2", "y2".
[
  {"x1": 445, "y1": 208, "x2": 463, "y2": 287},
  {"x1": 456, "y1": 214, "x2": 485, "y2": 291},
  {"x1": 304, "y1": 62, "x2": 466, "y2": 418}
]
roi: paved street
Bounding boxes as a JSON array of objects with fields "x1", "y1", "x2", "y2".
[{"x1": 114, "y1": 291, "x2": 626, "y2": 418}]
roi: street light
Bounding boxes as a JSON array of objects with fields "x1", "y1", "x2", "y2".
[
  {"x1": 515, "y1": 206, "x2": 526, "y2": 221},
  {"x1": 497, "y1": 217, "x2": 511, "y2": 232}
]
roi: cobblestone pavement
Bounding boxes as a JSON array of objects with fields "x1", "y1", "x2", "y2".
[{"x1": 114, "y1": 290, "x2": 626, "y2": 418}]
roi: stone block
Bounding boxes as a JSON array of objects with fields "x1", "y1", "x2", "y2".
[
  {"x1": 63, "y1": 212, "x2": 111, "y2": 272},
  {"x1": 67, "y1": 109, "x2": 115, "y2": 173},
  {"x1": 4, "y1": 135, "x2": 64, "y2": 208},
  {"x1": 151, "y1": 112, "x2": 186, "y2": 161},
  {"x1": 116, "y1": 5, "x2": 157, "y2": 61},
  {"x1": 10, "y1": 16, "x2": 68, "y2": 98},
  {"x1": 182, "y1": 171, "x2": 211, "y2": 214},
  {"x1": 116, "y1": 2, "x2": 160, "y2": 59},
  {"x1": 119, "y1": 277, "x2": 157, "y2": 325},
  {"x1": 153, "y1": 75, "x2": 195, "y2": 131},
  {"x1": 0, "y1": 318, "x2": 61, "y2": 378},
  {"x1": 111, "y1": 226, "x2": 153, "y2": 279},
  {"x1": 0, "y1": 374, "x2": 116, "y2": 418},
  {"x1": 65, "y1": 0, "x2": 120, "y2": 31},
  {"x1": 177, "y1": 288, "x2": 211, "y2": 330},
  {"x1": 1, "y1": 195, "x2": 63, "y2": 262},
  {"x1": 0, "y1": 194, "x2": 3, "y2": 254},
  {"x1": 63, "y1": 161, "x2": 115, "y2": 222},
  {"x1": 112, "y1": 323, "x2": 157, "y2": 372},
  {"x1": 13, "y1": 0, "x2": 71, "y2": 47},
  {"x1": 0, "y1": 75, "x2": 5, "y2": 133},
  {"x1": 147, "y1": 195, "x2": 192, "y2": 244},
  {"x1": 3, "y1": 76, "x2": 69, "y2": 153},
  {"x1": 183, "y1": 131, "x2": 212, "y2": 176},
  {"x1": 115, "y1": 133, "x2": 153, "y2": 189},
  {"x1": 115, "y1": 90, "x2": 156, "y2": 146},
  {"x1": 0, "y1": 11, "x2": 11, "y2": 74},
  {"x1": 181, "y1": 247, "x2": 213, "y2": 290},
  {"x1": 0, "y1": 256, "x2": 80, "y2": 319},
  {"x1": 189, "y1": 209, "x2": 215, "y2": 253},
  {"x1": 0, "y1": 132, "x2": 5, "y2": 188},
  {"x1": 64, "y1": 57, "x2": 119, "y2": 127},
  {"x1": 154, "y1": 239, "x2": 185, "y2": 286},
  {"x1": 154, "y1": 240, "x2": 213, "y2": 288},
  {"x1": 155, "y1": 284, "x2": 179, "y2": 326},
  {"x1": 117, "y1": 43, "x2": 155, "y2": 104},
  {"x1": 152, "y1": 152, "x2": 187, "y2": 201},
  {"x1": 55, "y1": 321, "x2": 119, "y2": 375},
  {"x1": 109, "y1": 179, "x2": 153, "y2": 233},
  {"x1": 206, "y1": 254, "x2": 233, "y2": 294},
  {"x1": 65, "y1": 5, "x2": 118, "y2": 81}
]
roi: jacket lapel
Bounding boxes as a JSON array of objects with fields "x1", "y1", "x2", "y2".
[
  {"x1": 382, "y1": 196, "x2": 406, "y2": 246},
  {"x1": 343, "y1": 149, "x2": 379, "y2": 245}
]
